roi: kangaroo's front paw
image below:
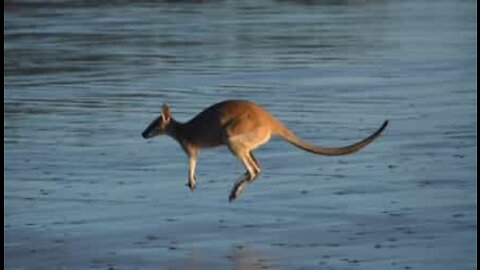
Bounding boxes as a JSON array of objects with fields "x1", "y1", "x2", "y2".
[{"x1": 186, "y1": 181, "x2": 196, "y2": 191}]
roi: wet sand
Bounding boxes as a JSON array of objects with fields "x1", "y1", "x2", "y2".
[{"x1": 4, "y1": 0, "x2": 476, "y2": 269}]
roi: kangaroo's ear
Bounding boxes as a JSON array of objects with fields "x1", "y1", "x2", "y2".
[{"x1": 161, "y1": 103, "x2": 171, "y2": 122}]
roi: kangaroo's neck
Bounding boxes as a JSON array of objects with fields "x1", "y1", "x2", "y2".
[{"x1": 166, "y1": 119, "x2": 190, "y2": 144}]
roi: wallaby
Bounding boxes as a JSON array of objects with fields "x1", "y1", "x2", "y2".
[{"x1": 142, "y1": 100, "x2": 388, "y2": 202}]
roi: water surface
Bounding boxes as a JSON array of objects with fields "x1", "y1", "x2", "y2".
[{"x1": 4, "y1": 0, "x2": 477, "y2": 269}]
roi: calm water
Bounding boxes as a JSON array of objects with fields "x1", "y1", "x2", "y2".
[{"x1": 4, "y1": 0, "x2": 477, "y2": 269}]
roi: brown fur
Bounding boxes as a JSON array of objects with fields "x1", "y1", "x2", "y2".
[{"x1": 142, "y1": 100, "x2": 388, "y2": 202}]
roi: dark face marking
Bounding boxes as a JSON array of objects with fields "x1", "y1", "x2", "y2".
[{"x1": 141, "y1": 116, "x2": 168, "y2": 139}]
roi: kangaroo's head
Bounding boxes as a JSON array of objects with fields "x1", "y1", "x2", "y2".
[{"x1": 142, "y1": 103, "x2": 172, "y2": 139}]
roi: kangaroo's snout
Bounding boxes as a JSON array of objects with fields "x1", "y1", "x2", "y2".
[
  {"x1": 142, "y1": 120, "x2": 159, "y2": 139},
  {"x1": 141, "y1": 130, "x2": 152, "y2": 139}
]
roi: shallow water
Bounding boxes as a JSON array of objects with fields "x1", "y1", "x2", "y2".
[{"x1": 4, "y1": 0, "x2": 477, "y2": 269}]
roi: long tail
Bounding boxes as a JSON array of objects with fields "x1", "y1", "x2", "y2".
[{"x1": 275, "y1": 120, "x2": 388, "y2": 156}]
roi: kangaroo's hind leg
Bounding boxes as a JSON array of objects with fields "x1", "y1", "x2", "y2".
[
  {"x1": 249, "y1": 151, "x2": 260, "y2": 174},
  {"x1": 228, "y1": 152, "x2": 260, "y2": 202},
  {"x1": 226, "y1": 142, "x2": 261, "y2": 202},
  {"x1": 223, "y1": 119, "x2": 269, "y2": 202}
]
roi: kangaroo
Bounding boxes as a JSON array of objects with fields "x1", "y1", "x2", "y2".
[{"x1": 142, "y1": 100, "x2": 388, "y2": 202}]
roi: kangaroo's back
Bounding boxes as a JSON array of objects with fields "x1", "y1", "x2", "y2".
[
  {"x1": 183, "y1": 100, "x2": 279, "y2": 146},
  {"x1": 189, "y1": 100, "x2": 275, "y2": 125}
]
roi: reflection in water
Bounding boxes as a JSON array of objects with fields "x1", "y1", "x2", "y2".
[
  {"x1": 185, "y1": 245, "x2": 271, "y2": 270},
  {"x1": 230, "y1": 245, "x2": 270, "y2": 270}
]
